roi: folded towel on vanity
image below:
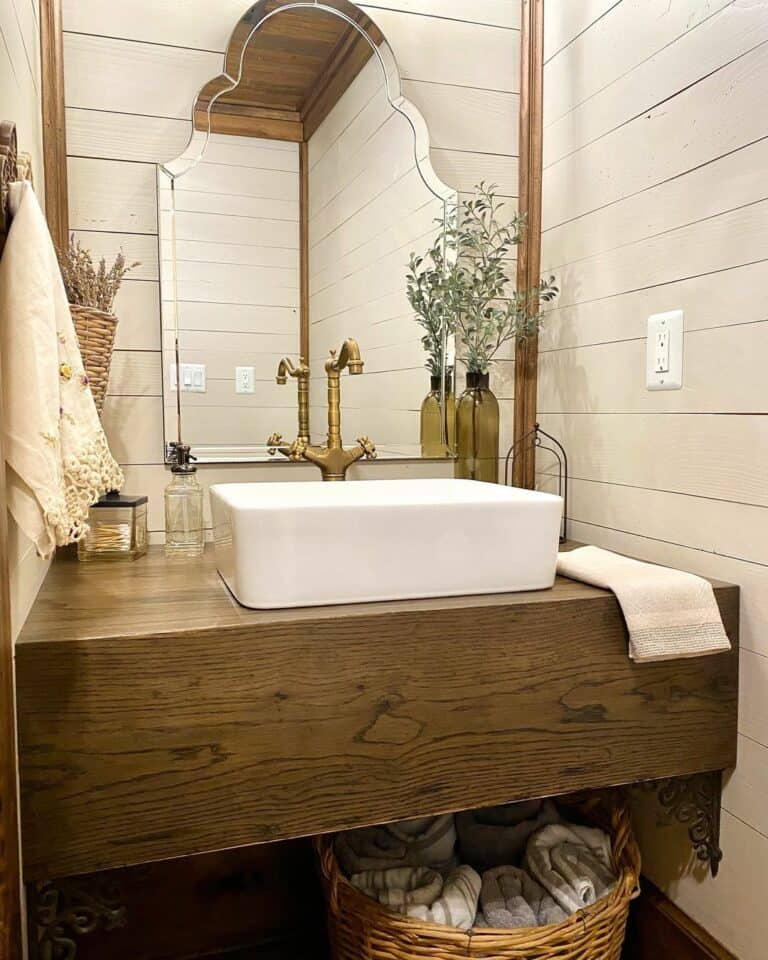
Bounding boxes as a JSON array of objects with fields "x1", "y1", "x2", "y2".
[
  {"x1": 457, "y1": 799, "x2": 560, "y2": 871},
  {"x1": 351, "y1": 864, "x2": 481, "y2": 930},
  {"x1": 524, "y1": 822, "x2": 616, "y2": 915},
  {"x1": 335, "y1": 814, "x2": 457, "y2": 876},
  {"x1": 0, "y1": 181, "x2": 123, "y2": 558},
  {"x1": 556, "y1": 546, "x2": 731, "y2": 662},
  {"x1": 476, "y1": 865, "x2": 567, "y2": 928}
]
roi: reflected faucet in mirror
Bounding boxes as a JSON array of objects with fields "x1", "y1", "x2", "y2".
[
  {"x1": 267, "y1": 356, "x2": 310, "y2": 459},
  {"x1": 290, "y1": 339, "x2": 377, "y2": 482}
]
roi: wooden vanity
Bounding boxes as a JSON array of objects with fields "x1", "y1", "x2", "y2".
[{"x1": 16, "y1": 545, "x2": 739, "y2": 885}]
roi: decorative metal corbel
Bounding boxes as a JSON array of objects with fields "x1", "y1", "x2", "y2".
[
  {"x1": 32, "y1": 876, "x2": 127, "y2": 960},
  {"x1": 644, "y1": 770, "x2": 723, "y2": 877}
]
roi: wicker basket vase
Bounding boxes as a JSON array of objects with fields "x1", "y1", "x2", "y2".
[
  {"x1": 71, "y1": 304, "x2": 118, "y2": 416},
  {"x1": 317, "y1": 791, "x2": 641, "y2": 960}
]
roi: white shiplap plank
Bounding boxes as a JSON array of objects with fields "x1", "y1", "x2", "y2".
[
  {"x1": 361, "y1": 1, "x2": 520, "y2": 30},
  {"x1": 543, "y1": 0, "x2": 620, "y2": 61},
  {"x1": 543, "y1": 40, "x2": 768, "y2": 228},
  {"x1": 544, "y1": 0, "x2": 731, "y2": 127},
  {"x1": 101, "y1": 395, "x2": 165, "y2": 464},
  {"x1": 539, "y1": 259, "x2": 768, "y2": 352},
  {"x1": 552, "y1": 200, "x2": 768, "y2": 310},
  {"x1": 539, "y1": 322, "x2": 768, "y2": 415},
  {"x1": 63, "y1": 32, "x2": 220, "y2": 119},
  {"x1": 402, "y1": 80, "x2": 519, "y2": 155},
  {"x1": 107, "y1": 350, "x2": 163, "y2": 397},
  {"x1": 66, "y1": 107, "x2": 191, "y2": 163},
  {"x1": 72, "y1": 230, "x2": 159, "y2": 281},
  {"x1": 62, "y1": 0, "x2": 247, "y2": 52},
  {"x1": 562, "y1": 477, "x2": 768, "y2": 568},
  {"x1": 431, "y1": 148, "x2": 518, "y2": 196},
  {"x1": 543, "y1": 137, "x2": 768, "y2": 265},
  {"x1": 369, "y1": 10, "x2": 518, "y2": 92},
  {"x1": 113, "y1": 280, "x2": 161, "y2": 351},
  {"x1": 538, "y1": 412, "x2": 768, "y2": 509},
  {"x1": 68, "y1": 157, "x2": 158, "y2": 233}
]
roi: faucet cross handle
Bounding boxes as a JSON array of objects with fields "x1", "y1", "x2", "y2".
[
  {"x1": 357, "y1": 435, "x2": 377, "y2": 460},
  {"x1": 288, "y1": 438, "x2": 308, "y2": 462}
]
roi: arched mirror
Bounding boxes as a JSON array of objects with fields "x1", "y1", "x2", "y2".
[{"x1": 158, "y1": 0, "x2": 457, "y2": 464}]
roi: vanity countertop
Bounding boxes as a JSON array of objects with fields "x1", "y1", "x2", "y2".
[{"x1": 16, "y1": 545, "x2": 739, "y2": 881}]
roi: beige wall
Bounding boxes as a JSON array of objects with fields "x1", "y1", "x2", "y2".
[
  {"x1": 0, "y1": 0, "x2": 50, "y2": 635},
  {"x1": 61, "y1": 0, "x2": 521, "y2": 532},
  {"x1": 540, "y1": 2, "x2": 768, "y2": 957}
]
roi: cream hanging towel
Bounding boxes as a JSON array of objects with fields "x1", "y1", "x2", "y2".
[{"x1": 0, "y1": 181, "x2": 123, "y2": 558}]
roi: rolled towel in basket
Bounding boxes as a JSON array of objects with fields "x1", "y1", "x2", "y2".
[
  {"x1": 335, "y1": 814, "x2": 457, "y2": 876},
  {"x1": 476, "y1": 865, "x2": 568, "y2": 929},
  {"x1": 556, "y1": 545, "x2": 731, "y2": 662},
  {"x1": 524, "y1": 822, "x2": 616, "y2": 916},
  {"x1": 350, "y1": 864, "x2": 481, "y2": 930},
  {"x1": 457, "y1": 799, "x2": 560, "y2": 871}
]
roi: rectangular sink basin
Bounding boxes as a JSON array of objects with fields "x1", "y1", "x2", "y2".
[{"x1": 210, "y1": 478, "x2": 563, "y2": 609}]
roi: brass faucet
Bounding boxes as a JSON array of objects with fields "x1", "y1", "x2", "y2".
[
  {"x1": 267, "y1": 355, "x2": 311, "y2": 458},
  {"x1": 290, "y1": 339, "x2": 376, "y2": 481}
]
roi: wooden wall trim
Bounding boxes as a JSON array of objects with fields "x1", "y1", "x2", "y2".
[
  {"x1": 40, "y1": 0, "x2": 69, "y2": 251},
  {"x1": 0, "y1": 121, "x2": 25, "y2": 960},
  {"x1": 512, "y1": 0, "x2": 544, "y2": 488},
  {"x1": 299, "y1": 141, "x2": 309, "y2": 364},
  {"x1": 626, "y1": 880, "x2": 738, "y2": 960}
]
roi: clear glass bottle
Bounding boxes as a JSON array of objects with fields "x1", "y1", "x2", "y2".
[
  {"x1": 420, "y1": 374, "x2": 456, "y2": 457},
  {"x1": 455, "y1": 371, "x2": 500, "y2": 483},
  {"x1": 165, "y1": 443, "x2": 204, "y2": 558}
]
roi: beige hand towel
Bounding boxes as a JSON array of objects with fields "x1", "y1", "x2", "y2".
[
  {"x1": 556, "y1": 546, "x2": 731, "y2": 662},
  {"x1": 0, "y1": 181, "x2": 123, "y2": 558}
]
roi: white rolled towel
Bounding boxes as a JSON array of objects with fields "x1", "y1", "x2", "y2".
[
  {"x1": 524, "y1": 823, "x2": 616, "y2": 915},
  {"x1": 351, "y1": 864, "x2": 481, "y2": 930}
]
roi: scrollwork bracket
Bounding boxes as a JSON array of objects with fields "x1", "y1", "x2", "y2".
[
  {"x1": 643, "y1": 769, "x2": 723, "y2": 877},
  {"x1": 33, "y1": 876, "x2": 127, "y2": 960}
]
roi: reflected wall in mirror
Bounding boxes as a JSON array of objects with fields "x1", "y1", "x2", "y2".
[{"x1": 158, "y1": 0, "x2": 457, "y2": 464}]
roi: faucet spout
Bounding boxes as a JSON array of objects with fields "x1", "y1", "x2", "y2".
[{"x1": 327, "y1": 338, "x2": 364, "y2": 376}]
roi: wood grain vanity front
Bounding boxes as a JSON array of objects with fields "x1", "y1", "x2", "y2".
[{"x1": 16, "y1": 547, "x2": 738, "y2": 881}]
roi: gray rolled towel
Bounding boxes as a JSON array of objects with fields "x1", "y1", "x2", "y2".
[
  {"x1": 477, "y1": 865, "x2": 568, "y2": 928},
  {"x1": 457, "y1": 799, "x2": 560, "y2": 871},
  {"x1": 335, "y1": 814, "x2": 457, "y2": 876}
]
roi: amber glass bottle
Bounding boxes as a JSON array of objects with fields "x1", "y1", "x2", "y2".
[
  {"x1": 455, "y1": 371, "x2": 500, "y2": 482},
  {"x1": 420, "y1": 375, "x2": 456, "y2": 457}
]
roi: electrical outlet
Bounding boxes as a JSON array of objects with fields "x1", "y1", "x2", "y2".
[
  {"x1": 646, "y1": 310, "x2": 682, "y2": 391},
  {"x1": 235, "y1": 366, "x2": 255, "y2": 394}
]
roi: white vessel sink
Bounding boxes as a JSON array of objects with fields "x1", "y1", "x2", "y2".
[{"x1": 210, "y1": 478, "x2": 563, "y2": 609}]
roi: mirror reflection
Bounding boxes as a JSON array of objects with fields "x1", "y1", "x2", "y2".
[{"x1": 158, "y1": 0, "x2": 456, "y2": 465}]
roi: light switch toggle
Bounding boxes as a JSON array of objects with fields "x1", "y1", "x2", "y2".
[
  {"x1": 646, "y1": 310, "x2": 683, "y2": 391},
  {"x1": 170, "y1": 362, "x2": 206, "y2": 393}
]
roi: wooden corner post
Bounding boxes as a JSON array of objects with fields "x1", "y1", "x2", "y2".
[{"x1": 513, "y1": 0, "x2": 545, "y2": 489}]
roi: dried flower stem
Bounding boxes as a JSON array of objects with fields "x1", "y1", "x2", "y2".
[{"x1": 57, "y1": 235, "x2": 140, "y2": 313}]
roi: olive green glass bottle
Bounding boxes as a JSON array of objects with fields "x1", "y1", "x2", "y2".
[
  {"x1": 455, "y1": 371, "x2": 500, "y2": 483},
  {"x1": 420, "y1": 375, "x2": 456, "y2": 457}
]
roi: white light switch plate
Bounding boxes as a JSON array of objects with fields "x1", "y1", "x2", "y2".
[
  {"x1": 169, "y1": 362, "x2": 206, "y2": 393},
  {"x1": 646, "y1": 310, "x2": 683, "y2": 390},
  {"x1": 235, "y1": 366, "x2": 255, "y2": 394}
]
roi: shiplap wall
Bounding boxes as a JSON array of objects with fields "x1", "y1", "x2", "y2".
[
  {"x1": 61, "y1": 0, "x2": 520, "y2": 530},
  {"x1": 540, "y1": 2, "x2": 768, "y2": 957},
  {"x1": 157, "y1": 132, "x2": 301, "y2": 454},
  {"x1": 0, "y1": 0, "x2": 50, "y2": 634},
  {"x1": 308, "y1": 55, "x2": 448, "y2": 456}
]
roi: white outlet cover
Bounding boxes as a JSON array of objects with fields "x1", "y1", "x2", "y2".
[
  {"x1": 235, "y1": 366, "x2": 255, "y2": 394},
  {"x1": 646, "y1": 310, "x2": 683, "y2": 391}
]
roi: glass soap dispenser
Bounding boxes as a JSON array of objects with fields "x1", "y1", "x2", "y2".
[{"x1": 164, "y1": 442, "x2": 204, "y2": 559}]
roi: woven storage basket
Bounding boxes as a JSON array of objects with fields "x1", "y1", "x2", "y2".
[
  {"x1": 71, "y1": 304, "x2": 118, "y2": 416},
  {"x1": 316, "y1": 791, "x2": 641, "y2": 960}
]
